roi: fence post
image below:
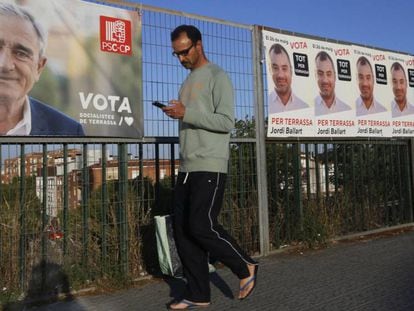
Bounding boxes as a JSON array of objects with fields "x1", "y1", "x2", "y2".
[
  {"x1": 252, "y1": 25, "x2": 269, "y2": 256},
  {"x1": 41, "y1": 144, "x2": 48, "y2": 290},
  {"x1": 118, "y1": 143, "x2": 129, "y2": 276},
  {"x1": 101, "y1": 143, "x2": 108, "y2": 275},
  {"x1": 19, "y1": 144, "x2": 26, "y2": 290},
  {"x1": 293, "y1": 143, "x2": 303, "y2": 232},
  {"x1": 82, "y1": 144, "x2": 89, "y2": 271},
  {"x1": 63, "y1": 144, "x2": 69, "y2": 256}
]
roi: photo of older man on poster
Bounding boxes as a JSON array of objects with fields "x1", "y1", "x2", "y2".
[{"x1": 0, "y1": 3, "x2": 85, "y2": 136}]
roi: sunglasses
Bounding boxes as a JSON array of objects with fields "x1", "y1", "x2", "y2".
[{"x1": 172, "y1": 44, "x2": 194, "y2": 57}]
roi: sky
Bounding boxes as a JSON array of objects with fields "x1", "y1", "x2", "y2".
[{"x1": 125, "y1": 0, "x2": 413, "y2": 55}]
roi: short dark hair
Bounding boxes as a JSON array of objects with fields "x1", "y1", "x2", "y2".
[
  {"x1": 269, "y1": 43, "x2": 292, "y2": 70},
  {"x1": 171, "y1": 24, "x2": 202, "y2": 44},
  {"x1": 391, "y1": 62, "x2": 405, "y2": 74},
  {"x1": 356, "y1": 56, "x2": 373, "y2": 73},
  {"x1": 315, "y1": 51, "x2": 333, "y2": 65},
  {"x1": 315, "y1": 51, "x2": 335, "y2": 73}
]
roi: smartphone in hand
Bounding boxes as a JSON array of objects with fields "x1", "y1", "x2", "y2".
[{"x1": 152, "y1": 101, "x2": 166, "y2": 109}]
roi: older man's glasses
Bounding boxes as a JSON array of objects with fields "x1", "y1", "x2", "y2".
[{"x1": 172, "y1": 44, "x2": 194, "y2": 57}]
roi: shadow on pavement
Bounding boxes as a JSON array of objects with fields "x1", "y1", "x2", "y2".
[
  {"x1": 210, "y1": 271, "x2": 234, "y2": 299},
  {"x1": 2, "y1": 260, "x2": 85, "y2": 311},
  {"x1": 162, "y1": 269, "x2": 234, "y2": 305}
]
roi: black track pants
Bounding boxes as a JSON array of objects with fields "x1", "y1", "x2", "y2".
[{"x1": 173, "y1": 171, "x2": 256, "y2": 302}]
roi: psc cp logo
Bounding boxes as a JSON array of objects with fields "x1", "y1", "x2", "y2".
[{"x1": 100, "y1": 16, "x2": 132, "y2": 55}]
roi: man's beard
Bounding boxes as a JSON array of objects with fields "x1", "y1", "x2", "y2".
[{"x1": 181, "y1": 61, "x2": 192, "y2": 69}]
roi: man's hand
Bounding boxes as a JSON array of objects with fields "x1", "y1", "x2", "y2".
[{"x1": 163, "y1": 100, "x2": 185, "y2": 119}]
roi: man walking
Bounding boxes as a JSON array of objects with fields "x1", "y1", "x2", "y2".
[{"x1": 161, "y1": 25, "x2": 258, "y2": 309}]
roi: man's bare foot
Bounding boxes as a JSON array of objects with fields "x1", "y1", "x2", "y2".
[
  {"x1": 168, "y1": 299, "x2": 210, "y2": 310},
  {"x1": 238, "y1": 264, "x2": 258, "y2": 300}
]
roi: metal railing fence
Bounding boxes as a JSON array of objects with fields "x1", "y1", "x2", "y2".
[
  {"x1": 266, "y1": 139, "x2": 413, "y2": 250},
  {"x1": 0, "y1": 139, "x2": 259, "y2": 296},
  {"x1": 2, "y1": 137, "x2": 412, "y2": 297}
]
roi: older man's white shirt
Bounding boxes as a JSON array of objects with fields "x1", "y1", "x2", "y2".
[{"x1": 6, "y1": 97, "x2": 32, "y2": 135}]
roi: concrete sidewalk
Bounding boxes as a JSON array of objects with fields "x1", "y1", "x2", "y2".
[{"x1": 16, "y1": 228, "x2": 414, "y2": 310}]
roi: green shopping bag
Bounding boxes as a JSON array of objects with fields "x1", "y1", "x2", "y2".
[{"x1": 154, "y1": 215, "x2": 183, "y2": 277}]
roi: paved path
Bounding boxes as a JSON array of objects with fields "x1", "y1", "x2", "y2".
[{"x1": 8, "y1": 229, "x2": 414, "y2": 310}]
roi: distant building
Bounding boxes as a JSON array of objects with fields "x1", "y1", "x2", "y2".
[{"x1": 1, "y1": 148, "x2": 178, "y2": 213}]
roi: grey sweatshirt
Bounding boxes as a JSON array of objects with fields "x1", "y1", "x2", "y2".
[{"x1": 178, "y1": 63, "x2": 234, "y2": 173}]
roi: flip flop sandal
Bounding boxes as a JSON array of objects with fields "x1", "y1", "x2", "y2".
[
  {"x1": 168, "y1": 299, "x2": 211, "y2": 310},
  {"x1": 239, "y1": 265, "x2": 259, "y2": 300}
]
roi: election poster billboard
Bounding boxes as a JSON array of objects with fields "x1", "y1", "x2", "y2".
[
  {"x1": 263, "y1": 30, "x2": 314, "y2": 137},
  {"x1": 353, "y1": 45, "x2": 392, "y2": 137},
  {"x1": 387, "y1": 53, "x2": 414, "y2": 136},
  {"x1": 1, "y1": 0, "x2": 142, "y2": 137},
  {"x1": 311, "y1": 39, "x2": 356, "y2": 137},
  {"x1": 263, "y1": 28, "x2": 414, "y2": 138}
]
